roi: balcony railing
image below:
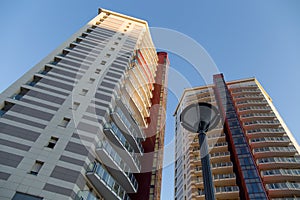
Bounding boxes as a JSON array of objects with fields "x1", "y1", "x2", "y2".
[
  {"x1": 239, "y1": 106, "x2": 271, "y2": 112},
  {"x1": 258, "y1": 157, "x2": 300, "y2": 164},
  {"x1": 244, "y1": 120, "x2": 280, "y2": 126},
  {"x1": 263, "y1": 169, "x2": 300, "y2": 177},
  {"x1": 86, "y1": 162, "x2": 131, "y2": 200},
  {"x1": 267, "y1": 182, "x2": 300, "y2": 190},
  {"x1": 241, "y1": 112, "x2": 276, "y2": 118},
  {"x1": 103, "y1": 123, "x2": 141, "y2": 169},
  {"x1": 247, "y1": 128, "x2": 285, "y2": 134},
  {"x1": 97, "y1": 140, "x2": 138, "y2": 191},
  {"x1": 198, "y1": 186, "x2": 239, "y2": 195},
  {"x1": 254, "y1": 146, "x2": 296, "y2": 153},
  {"x1": 114, "y1": 107, "x2": 144, "y2": 153},
  {"x1": 250, "y1": 137, "x2": 290, "y2": 144}
]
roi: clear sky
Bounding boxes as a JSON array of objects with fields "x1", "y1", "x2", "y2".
[{"x1": 1, "y1": 1, "x2": 300, "y2": 200}]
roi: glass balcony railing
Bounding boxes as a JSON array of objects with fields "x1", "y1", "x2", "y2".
[
  {"x1": 258, "y1": 157, "x2": 300, "y2": 164},
  {"x1": 239, "y1": 106, "x2": 271, "y2": 112},
  {"x1": 263, "y1": 169, "x2": 300, "y2": 177},
  {"x1": 75, "y1": 190, "x2": 97, "y2": 200},
  {"x1": 244, "y1": 120, "x2": 280, "y2": 126},
  {"x1": 198, "y1": 186, "x2": 239, "y2": 195},
  {"x1": 98, "y1": 140, "x2": 138, "y2": 190},
  {"x1": 267, "y1": 182, "x2": 300, "y2": 190},
  {"x1": 114, "y1": 107, "x2": 144, "y2": 153},
  {"x1": 251, "y1": 137, "x2": 290, "y2": 143},
  {"x1": 104, "y1": 123, "x2": 141, "y2": 169},
  {"x1": 247, "y1": 128, "x2": 285, "y2": 134},
  {"x1": 211, "y1": 162, "x2": 233, "y2": 168},
  {"x1": 241, "y1": 112, "x2": 276, "y2": 118},
  {"x1": 87, "y1": 162, "x2": 131, "y2": 200},
  {"x1": 215, "y1": 186, "x2": 239, "y2": 193},
  {"x1": 254, "y1": 146, "x2": 296, "y2": 154}
]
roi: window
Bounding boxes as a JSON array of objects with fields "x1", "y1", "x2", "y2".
[
  {"x1": 72, "y1": 102, "x2": 80, "y2": 110},
  {"x1": 29, "y1": 161, "x2": 44, "y2": 175},
  {"x1": 89, "y1": 78, "x2": 95, "y2": 84},
  {"x1": 80, "y1": 89, "x2": 88, "y2": 96},
  {"x1": 95, "y1": 69, "x2": 101, "y2": 74},
  {"x1": 11, "y1": 88, "x2": 29, "y2": 100},
  {"x1": 59, "y1": 117, "x2": 70, "y2": 127},
  {"x1": 46, "y1": 137, "x2": 58, "y2": 149},
  {"x1": 12, "y1": 192, "x2": 43, "y2": 200},
  {"x1": 0, "y1": 102, "x2": 14, "y2": 117}
]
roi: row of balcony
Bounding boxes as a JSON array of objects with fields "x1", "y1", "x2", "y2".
[
  {"x1": 112, "y1": 106, "x2": 144, "y2": 154},
  {"x1": 86, "y1": 162, "x2": 131, "y2": 200},
  {"x1": 244, "y1": 120, "x2": 280, "y2": 126},
  {"x1": 240, "y1": 112, "x2": 276, "y2": 119},
  {"x1": 198, "y1": 186, "x2": 239, "y2": 195},
  {"x1": 96, "y1": 139, "x2": 138, "y2": 192},
  {"x1": 258, "y1": 157, "x2": 300, "y2": 166},
  {"x1": 254, "y1": 146, "x2": 296, "y2": 154},
  {"x1": 247, "y1": 128, "x2": 285, "y2": 134},
  {"x1": 251, "y1": 136, "x2": 290, "y2": 143},
  {"x1": 263, "y1": 169, "x2": 300, "y2": 177},
  {"x1": 103, "y1": 122, "x2": 141, "y2": 172}
]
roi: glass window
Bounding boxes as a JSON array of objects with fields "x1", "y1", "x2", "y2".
[
  {"x1": 29, "y1": 161, "x2": 44, "y2": 175},
  {"x1": 12, "y1": 192, "x2": 43, "y2": 200}
]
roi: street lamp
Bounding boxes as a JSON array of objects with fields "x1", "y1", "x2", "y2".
[{"x1": 180, "y1": 102, "x2": 220, "y2": 200}]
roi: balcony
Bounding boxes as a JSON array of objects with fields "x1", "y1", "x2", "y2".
[
  {"x1": 194, "y1": 173, "x2": 236, "y2": 187},
  {"x1": 238, "y1": 106, "x2": 272, "y2": 113},
  {"x1": 86, "y1": 162, "x2": 131, "y2": 200},
  {"x1": 234, "y1": 94, "x2": 264, "y2": 100},
  {"x1": 75, "y1": 190, "x2": 97, "y2": 200},
  {"x1": 244, "y1": 120, "x2": 281, "y2": 129},
  {"x1": 258, "y1": 157, "x2": 300, "y2": 170},
  {"x1": 250, "y1": 136, "x2": 291, "y2": 148},
  {"x1": 116, "y1": 98, "x2": 145, "y2": 140},
  {"x1": 253, "y1": 146, "x2": 297, "y2": 158},
  {"x1": 266, "y1": 182, "x2": 300, "y2": 198},
  {"x1": 103, "y1": 123, "x2": 141, "y2": 172},
  {"x1": 196, "y1": 186, "x2": 239, "y2": 199},
  {"x1": 247, "y1": 128, "x2": 286, "y2": 138},
  {"x1": 111, "y1": 106, "x2": 144, "y2": 154},
  {"x1": 262, "y1": 169, "x2": 300, "y2": 183},
  {"x1": 210, "y1": 151, "x2": 231, "y2": 163},
  {"x1": 212, "y1": 162, "x2": 234, "y2": 174},
  {"x1": 96, "y1": 140, "x2": 138, "y2": 192},
  {"x1": 240, "y1": 112, "x2": 276, "y2": 120},
  {"x1": 236, "y1": 99, "x2": 267, "y2": 105}
]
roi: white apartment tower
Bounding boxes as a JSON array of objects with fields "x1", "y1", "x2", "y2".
[{"x1": 0, "y1": 9, "x2": 169, "y2": 200}]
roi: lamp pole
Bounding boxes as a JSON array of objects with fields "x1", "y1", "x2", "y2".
[
  {"x1": 198, "y1": 129, "x2": 215, "y2": 200},
  {"x1": 180, "y1": 103, "x2": 220, "y2": 200}
]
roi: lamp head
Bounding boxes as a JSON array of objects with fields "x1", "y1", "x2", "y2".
[{"x1": 180, "y1": 102, "x2": 220, "y2": 133}]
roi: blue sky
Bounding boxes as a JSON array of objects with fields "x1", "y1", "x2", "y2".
[{"x1": 1, "y1": 1, "x2": 300, "y2": 199}]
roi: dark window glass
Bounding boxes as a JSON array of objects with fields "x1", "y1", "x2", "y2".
[{"x1": 12, "y1": 192, "x2": 43, "y2": 200}]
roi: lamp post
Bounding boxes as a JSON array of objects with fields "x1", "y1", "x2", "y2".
[{"x1": 180, "y1": 102, "x2": 220, "y2": 200}]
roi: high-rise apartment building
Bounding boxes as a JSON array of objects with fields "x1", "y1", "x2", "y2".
[
  {"x1": 174, "y1": 74, "x2": 300, "y2": 200},
  {"x1": 0, "y1": 8, "x2": 168, "y2": 200}
]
